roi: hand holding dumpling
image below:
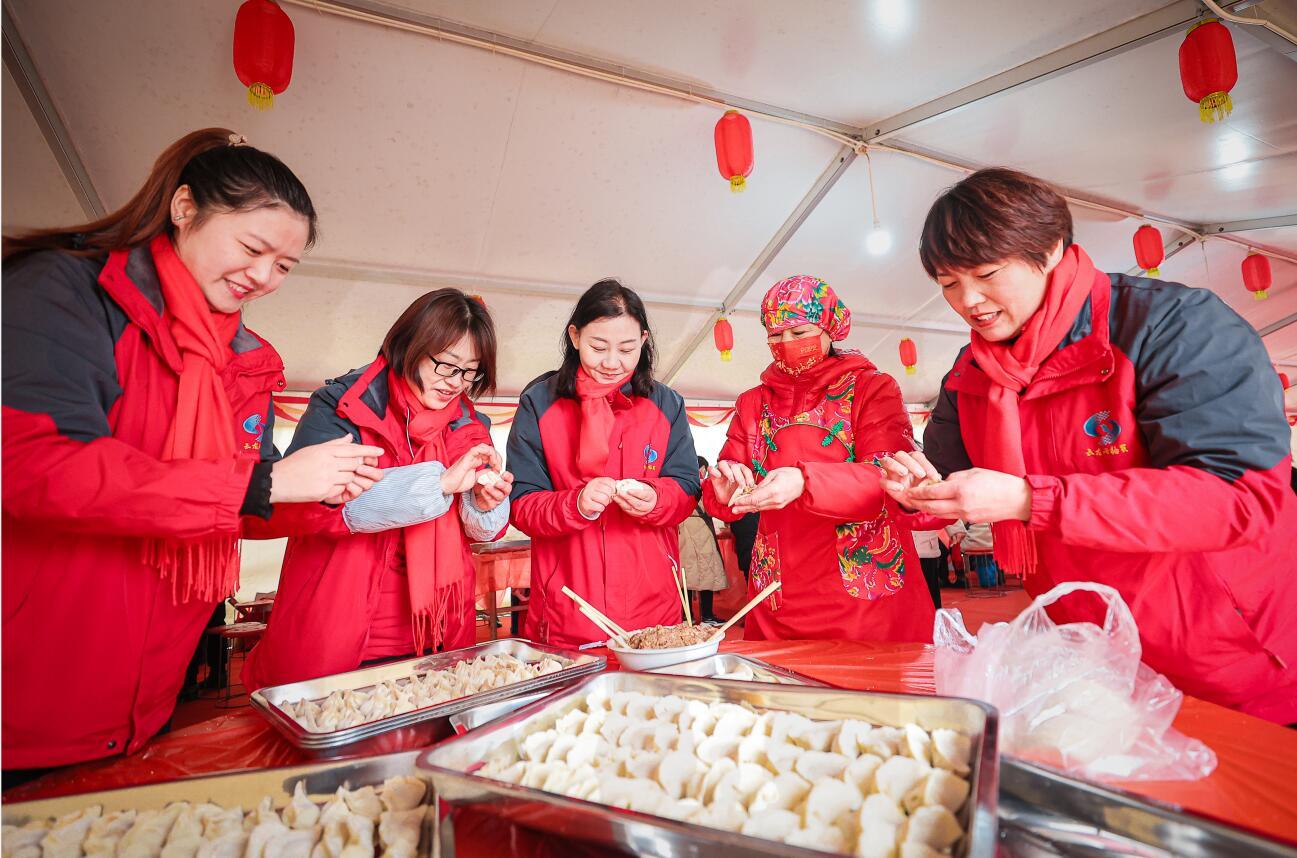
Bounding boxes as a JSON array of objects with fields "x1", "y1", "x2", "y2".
[
  {"x1": 440, "y1": 444, "x2": 501, "y2": 495},
  {"x1": 472, "y1": 468, "x2": 513, "y2": 511},
  {"x1": 611, "y1": 479, "x2": 656, "y2": 518}
]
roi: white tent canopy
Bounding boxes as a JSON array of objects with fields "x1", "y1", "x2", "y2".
[{"x1": 5, "y1": 0, "x2": 1296, "y2": 406}]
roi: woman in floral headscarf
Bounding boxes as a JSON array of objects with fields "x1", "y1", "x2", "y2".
[{"x1": 701, "y1": 275, "x2": 935, "y2": 641}]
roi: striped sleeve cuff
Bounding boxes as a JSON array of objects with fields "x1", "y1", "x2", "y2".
[{"x1": 342, "y1": 461, "x2": 453, "y2": 534}]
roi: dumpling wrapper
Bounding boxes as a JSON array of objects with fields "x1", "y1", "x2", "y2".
[
  {"x1": 121, "y1": 804, "x2": 188, "y2": 858},
  {"x1": 739, "y1": 809, "x2": 801, "y2": 842},
  {"x1": 316, "y1": 792, "x2": 350, "y2": 827},
  {"x1": 622, "y1": 751, "x2": 664, "y2": 781},
  {"x1": 710, "y1": 709, "x2": 757, "y2": 739},
  {"x1": 283, "y1": 782, "x2": 322, "y2": 830},
  {"x1": 845, "y1": 753, "x2": 885, "y2": 794},
  {"x1": 545, "y1": 734, "x2": 579, "y2": 764},
  {"x1": 195, "y1": 831, "x2": 248, "y2": 858},
  {"x1": 749, "y1": 772, "x2": 811, "y2": 813},
  {"x1": 698, "y1": 757, "x2": 738, "y2": 804},
  {"x1": 695, "y1": 735, "x2": 741, "y2": 765},
  {"x1": 554, "y1": 708, "x2": 587, "y2": 736},
  {"x1": 798, "y1": 720, "x2": 842, "y2": 753},
  {"x1": 923, "y1": 768, "x2": 970, "y2": 814},
  {"x1": 785, "y1": 823, "x2": 847, "y2": 853},
  {"x1": 86, "y1": 813, "x2": 140, "y2": 858},
  {"x1": 931, "y1": 729, "x2": 972, "y2": 775},
  {"x1": 475, "y1": 470, "x2": 501, "y2": 487},
  {"x1": 245, "y1": 818, "x2": 291, "y2": 858},
  {"x1": 379, "y1": 777, "x2": 426, "y2": 813},
  {"x1": 834, "y1": 720, "x2": 874, "y2": 758},
  {"x1": 855, "y1": 821, "x2": 901, "y2": 858},
  {"x1": 859, "y1": 793, "x2": 907, "y2": 828},
  {"x1": 39, "y1": 805, "x2": 102, "y2": 858},
  {"x1": 521, "y1": 729, "x2": 559, "y2": 762},
  {"x1": 162, "y1": 804, "x2": 224, "y2": 858},
  {"x1": 904, "y1": 724, "x2": 933, "y2": 767},
  {"x1": 804, "y1": 777, "x2": 863, "y2": 825},
  {"x1": 764, "y1": 740, "x2": 801, "y2": 775},
  {"x1": 875, "y1": 756, "x2": 929, "y2": 807},
  {"x1": 691, "y1": 799, "x2": 747, "y2": 833},
  {"x1": 341, "y1": 786, "x2": 382, "y2": 822},
  {"x1": 624, "y1": 696, "x2": 657, "y2": 722},
  {"x1": 597, "y1": 712, "x2": 631, "y2": 746},
  {"x1": 656, "y1": 749, "x2": 699, "y2": 801},
  {"x1": 767, "y1": 711, "x2": 814, "y2": 746},
  {"x1": 263, "y1": 828, "x2": 320, "y2": 858},
  {"x1": 793, "y1": 750, "x2": 850, "y2": 782},
  {"x1": 651, "y1": 695, "x2": 686, "y2": 720},
  {"x1": 614, "y1": 479, "x2": 647, "y2": 496},
  {"x1": 904, "y1": 806, "x2": 963, "y2": 851},
  {"x1": 202, "y1": 808, "x2": 245, "y2": 840},
  {"x1": 564, "y1": 734, "x2": 607, "y2": 770},
  {"x1": 4, "y1": 822, "x2": 50, "y2": 858}
]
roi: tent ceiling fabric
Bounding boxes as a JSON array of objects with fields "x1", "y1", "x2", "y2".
[{"x1": 5, "y1": 0, "x2": 1296, "y2": 403}]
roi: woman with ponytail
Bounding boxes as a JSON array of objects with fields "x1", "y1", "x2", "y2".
[
  {"x1": 882, "y1": 167, "x2": 1297, "y2": 723},
  {"x1": 2, "y1": 129, "x2": 383, "y2": 777},
  {"x1": 243, "y1": 289, "x2": 511, "y2": 689}
]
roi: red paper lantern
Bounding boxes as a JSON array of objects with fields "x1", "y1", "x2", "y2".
[
  {"x1": 1132, "y1": 225, "x2": 1164, "y2": 277},
  {"x1": 1242, "y1": 252, "x2": 1271, "y2": 301},
  {"x1": 234, "y1": 0, "x2": 295, "y2": 111},
  {"x1": 899, "y1": 337, "x2": 918, "y2": 376},
  {"x1": 713, "y1": 317, "x2": 734, "y2": 362},
  {"x1": 714, "y1": 111, "x2": 753, "y2": 193},
  {"x1": 1280, "y1": 372, "x2": 1291, "y2": 390},
  {"x1": 1179, "y1": 19, "x2": 1237, "y2": 123}
]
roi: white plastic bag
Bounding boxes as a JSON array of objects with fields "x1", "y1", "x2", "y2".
[{"x1": 934, "y1": 581, "x2": 1216, "y2": 781}]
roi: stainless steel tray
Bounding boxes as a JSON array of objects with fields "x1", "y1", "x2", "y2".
[
  {"x1": 250, "y1": 639, "x2": 604, "y2": 754},
  {"x1": 447, "y1": 691, "x2": 551, "y2": 735},
  {"x1": 648, "y1": 653, "x2": 830, "y2": 687},
  {"x1": 2, "y1": 751, "x2": 428, "y2": 835},
  {"x1": 998, "y1": 758, "x2": 1297, "y2": 858},
  {"x1": 420, "y1": 671, "x2": 999, "y2": 858}
]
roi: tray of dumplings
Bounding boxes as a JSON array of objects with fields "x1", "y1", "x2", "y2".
[
  {"x1": 250, "y1": 639, "x2": 605, "y2": 754},
  {"x1": 648, "y1": 654, "x2": 831, "y2": 687},
  {"x1": 419, "y1": 671, "x2": 998, "y2": 858},
  {"x1": 1, "y1": 751, "x2": 433, "y2": 858}
]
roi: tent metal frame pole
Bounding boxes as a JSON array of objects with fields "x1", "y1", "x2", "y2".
[
  {"x1": 2, "y1": 3, "x2": 103, "y2": 218},
  {"x1": 863, "y1": 0, "x2": 1253, "y2": 144},
  {"x1": 1199, "y1": 214, "x2": 1297, "y2": 234},
  {"x1": 659, "y1": 145, "x2": 856, "y2": 385}
]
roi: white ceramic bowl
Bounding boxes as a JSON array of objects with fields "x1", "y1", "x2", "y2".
[{"x1": 607, "y1": 628, "x2": 725, "y2": 670}]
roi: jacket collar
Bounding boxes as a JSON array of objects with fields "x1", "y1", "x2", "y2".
[
  {"x1": 336, "y1": 356, "x2": 474, "y2": 448},
  {"x1": 947, "y1": 271, "x2": 1114, "y2": 401}
]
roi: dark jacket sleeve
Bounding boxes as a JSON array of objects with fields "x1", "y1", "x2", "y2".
[
  {"x1": 1029, "y1": 281, "x2": 1293, "y2": 552},
  {"x1": 240, "y1": 382, "x2": 354, "y2": 539},
  {"x1": 507, "y1": 382, "x2": 594, "y2": 538},
  {"x1": 639, "y1": 385, "x2": 700, "y2": 528},
  {"x1": 2, "y1": 252, "x2": 253, "y2": 538}
]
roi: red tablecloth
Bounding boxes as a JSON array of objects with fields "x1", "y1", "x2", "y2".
[
  {"x1": 472, "y1": 546, "x2": 531, "y2": 598},
  {"x1": 7, "y1": 641, "x2": 1295, "y2": 848}
]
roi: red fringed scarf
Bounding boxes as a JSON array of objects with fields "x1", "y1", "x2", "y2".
[
  {"x1": 142, "y1": 234, "x2": 242, "y2": 603},
  {"x1": 967, "y1": 244, "x2": 1101, "y2": 577},
  {"x1": 387, "y1": 369, "x2": 471, "y2": 655},
  {"x1": 574, "y1": 366, "x2": 631, "y2": 479}
]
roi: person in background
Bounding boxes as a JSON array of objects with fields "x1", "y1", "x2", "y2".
[
  {"x1": 959, "y1": 522, "x2": 999, "y2": 588},
  {"x1": 728, "y1": 511, "x2": 760, "y2": 581},
  {"x1": 679, "y1": 456, "x2": 728, "y2": 625},
  {"x1": 1, "y1": 129, "x2": 383, "y2": 781},
  {"x1": 507, "y1": 280, "x2": 700, "y2": 648},
  {"x1": 702, "y1": 275, "x2": 935, "y2": 642},
  {"x1": 244, "y1": 289, "x2": 509, "y2": 689},
  {"x1": 882, "y1": 167, "x2": 1297, "y2": 723},
  {"x1": 911, "y1": 521, "x2": 965, "y2": 608}
]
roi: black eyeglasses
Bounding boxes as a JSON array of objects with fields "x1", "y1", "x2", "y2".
[{"x1": 429, "y1": 355, "x2": 485, "y2": 384}]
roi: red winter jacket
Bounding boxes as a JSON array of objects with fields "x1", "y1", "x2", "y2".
[
  {"x1": 2, "y1": 248, "x2": 285, "y2": 768},
  {"x1": 703, "y1": 354, "x2": 935, "y2": 643},
  {"x1": 925, "y1": 271, "x2": 1297, "y2": 723},
  {"x1": 506, "y1": 373, "x2": 700, "y2": 648},
  {"x1": 242, "y1": 359, "x2": 502, "y2": 691}
]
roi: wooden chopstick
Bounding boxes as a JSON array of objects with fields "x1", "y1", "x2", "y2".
[
  {"x1": 562, "y1": 585, "x2": 631, "y2": 639},
  {"x1": 669, "y1": 556, "x2": 692, "y2": 626},
  {"x1": 716, "y1": 580, "x2": 781, "y2": 636}
]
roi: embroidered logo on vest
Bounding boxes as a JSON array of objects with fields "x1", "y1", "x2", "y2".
[
  {"x1": 1083, "y1": 410, "x2": 1121, "y2": 445},
  {"x1": 243, "y1": 413, "x2": 265, "y2": 436},
  {"x1": 643, "y1": 443, "x2": 660, "y2": 472}
]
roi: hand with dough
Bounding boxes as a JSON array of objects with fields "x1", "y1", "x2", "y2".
[
  {"x1": 612, "y1": 479, "x2": 657, "y2": 518},
  {"x1": 472, "y1": 468, "x2": 514, "y2": 512}
]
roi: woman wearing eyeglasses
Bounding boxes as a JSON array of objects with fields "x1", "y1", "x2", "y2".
[{"x1": 243, "y1": 289, "x2": 510, "y2": 689}]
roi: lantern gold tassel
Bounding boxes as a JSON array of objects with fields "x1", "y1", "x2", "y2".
[
  {"x1": 1198, "y1": 91, "x2": 1232, "y2": 123},
  {"x1": 729, "y1": 176, "x2": 746, "y2": 193},
  {"x1": 1146, "y1": 266, "x2": 1161, "y2": 277},
  {"x1": 720, "y1": 349, "x2": 733, "y2": 362},
  {"x1": 905, "y1": 366, "x2": 916, "y2": 375},
  {"x1": 1253, "y1": 289, "x2": 1268, "y2": 301},
  {"x1": 247, "y1": 82, "x2": 275, "y2": 111}
]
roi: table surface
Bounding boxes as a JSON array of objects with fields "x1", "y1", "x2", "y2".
[{"x1": 6, "y1": 639, "x2": 1295, "y2": 847}]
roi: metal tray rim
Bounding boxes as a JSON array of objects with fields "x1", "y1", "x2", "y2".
[
  {"x1": 249, "y1": 638, "x2": 605, "y2": 750},
  {"x1": 646, "y1": 652, "x2": 831, "y2": 687}
]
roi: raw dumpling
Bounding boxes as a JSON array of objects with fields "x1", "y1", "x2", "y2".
[
  {"x1": 904, "y1": 806, "x2": 962, "y2": 851},
  {"x1": 195, "y1": 831, "x2": 248, "y2": 858},
  {"x1": 899, "y1": 844, "x2": 946, "y2": 858},
  {"x1": 931, "y1": 729, "x2": 972, "y2": 775},
  {"x1": 844, "y1": 753, "x2": 884, "y2": 794},
  {"x1": 749, "y1": 772, "x2": 811, "y2": 813},
  {"x1": 315, "y1": 792, "x2": 350, "y2": 828},
  {"x1": 904, "y1": 724, "x2": 932, "y2": 766},
  {"x1": 834, "y1": 720, "x2": 874, "y2": 758},
  {"x1": 656, "y1": 750, "x2": 700, "y2": 801},
  {"x1": 341, "y1": 787, "x2": 381, "y2": 822},
  {"x1": 859, "y1": 793, "x2": 906, "y2": 828},
  {"x1": 3, "y1": 822, "x2": 49, "y2": 858},
  {"x1": 923, "y1": 768, "x2": 970, "y2": 814},
  {"x1": 244, "y1": 816, "x2": 290, "y2": 858},
  {"x1": 739, "y1": 809, "x2": 801, "y2": 841},
  {"x1": 377, "y1": 808, "x2": 423, "y2": 858},
  {"x1": 282, "y1": 783, "x2": 321, "y2": 830},
  {"x1": 793, "y1": 750, "x2": 849, "y2": 782},
  {"x1": 521, "y1": 729, "x2": 559, "y2": 762},
  {"x1": 785, "y1": 823, "x2": 847, "y2": 853},
  {"x1": 798, "y1": 720, "x2": 841, "y2": 753},
  {"x1": 161, "y1": 804, "x2": 223, "y2": 858},
  {"x1": 201, "y1": 808, "x2": 245, "y2": 841},
  {"x1": 262, "y1": 828, "x2": 320, "y2": 858},
  {"x1": 803, "y1": 777, "x2": 863, "y2": 825},
  {"x1": 875, "y1": 756, "x2": 928, "y2": 807},
  {"x1": 117, "y1": 804, "x2": 185, "y2": 858},
  {"x1": 855, "y1": 821, "x2": 901, "y2": 858},
  {"x1": 39, "y1": 806, "x2": 101, "y2": 858},
  {"x1": 83, "y1": 810, "x2": 138, "y2": 857}
]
